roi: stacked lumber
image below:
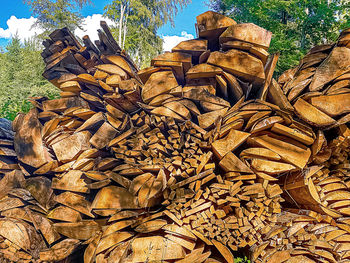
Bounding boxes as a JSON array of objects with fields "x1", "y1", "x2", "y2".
[
  {"x1": 251, "y1": 210, "x2": 350, "y2": 262},
  {"x1": 41, "y1": 21, "x2": 141, "y2": 116},
  {"x1": 283, "y1": 125, "x2": 350, "y2": 218},
  {"x1": 0, "y1": 119, "x2": 46, "y2": 263},
  {"x1": 278, "y1": 31, "x2": 350, "y2": 128},
  {"x1": 138, "y1": 10, "x2": 274, "y2": 127},
  {"x1": 277, "y1": 31, "x2": 350, "y2": 212},
  {"x1": 3, "y1": 10, "x2": 350, "y2": 263},
  {"x1": 0, "y1": 119, "x2": 16, "y2": 174}
]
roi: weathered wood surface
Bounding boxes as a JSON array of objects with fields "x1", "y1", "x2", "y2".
[{"x1": 3, "y1": 10, "x2": 350, "y2": 263}]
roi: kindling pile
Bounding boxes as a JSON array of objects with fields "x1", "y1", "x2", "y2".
[{"x1": 1, "y1": 10, "x2": 350, "y2": 263}]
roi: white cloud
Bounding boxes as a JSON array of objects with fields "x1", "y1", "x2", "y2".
[
  {"x1": 0, "y1": 16, "x2": 43, "y2": 40},
  {"x1": 0, "y1": 28, "x2": 11, "y2": 39},
  {"x1": 162, "y1": 31, "x2": 194, "y2": 52},
  {"x1": 0, "y1": 14, "x2": 116, "y2": 43}
]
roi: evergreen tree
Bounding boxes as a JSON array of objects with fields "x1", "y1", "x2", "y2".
[{"x1": 0, "y1": 36, "x2": 58, "y2": 120}]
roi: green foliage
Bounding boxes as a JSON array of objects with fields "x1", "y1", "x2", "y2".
[
  {"x1": 122, "y1": 23, "x2": 163, "y2": 68},
  {"x1": 0, "y1": 36, "x2": 59, "y2": 120},
  {"x1": 104, "y1": 0, "x2": 190, "y2": 68},
  {"x1": 24, "y1": 0, "x2": 90, "y2": 37},
  {"x1": 2, "y1": 0, "x2": 89, "y2": 119},
  {"x1": 209, "y1": 0, "x2": 350, "y2": 75},
  {"x1": 235, "y1": 256, "x2": 250, "y2": 263}
]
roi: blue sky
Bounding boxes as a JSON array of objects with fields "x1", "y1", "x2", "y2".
[{"x1": 0, "y1": 0, "x2": 209, "y2": 49}]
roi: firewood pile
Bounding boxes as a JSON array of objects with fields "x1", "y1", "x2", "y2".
[{"x1": 2, "y1": 10, "x2": 350, "y2": 262}]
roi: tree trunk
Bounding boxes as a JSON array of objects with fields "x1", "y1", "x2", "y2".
[
  {"x1": 118, "y1": 3, "x2": 126, "y2": 47},
  {"x1": 122, "y1": 13, "x2": 128, "y2": 49}
]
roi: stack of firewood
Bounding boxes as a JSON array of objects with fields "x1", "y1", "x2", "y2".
[{"x1": 2, "y1": 10, "x2": 350, "y2": 263}]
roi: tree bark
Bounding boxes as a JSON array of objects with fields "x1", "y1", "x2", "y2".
[
  {"x1": 122, "y1": 13, "x2": 128, "y2": 49},
  {"x1": 118, "y1": 2, "x2": 126, "y2": 47}
]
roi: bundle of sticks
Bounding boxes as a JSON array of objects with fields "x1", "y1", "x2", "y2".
[{"x1": 1, "y1": 10, "x2": 350, "y2": 263}]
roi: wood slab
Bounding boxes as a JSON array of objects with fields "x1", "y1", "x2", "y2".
[
  {"x1": 196, "y1": 11, "x2": 236, "y2": 39},
  {"x1": 172, "y1": 38, "x2": 208, "y2": 57},
  {"x1": 52, "y1": 131, "x2": 91, "y2": 162},
  {"x1": 14, "y1": 108, "x2": 53, "y2": 168},
  {"x1": 207, "y1": 49, "x2": 265, "y2": 84},
  {"x1": 309, "y1": 47, "x2": 350, "y2": 91},
  {"x1": 92, "y1": 186, "x2": 139, "y2": 210},
  {"x1": 211, "y1": 129, "x2": 250, "y2": 159},
  {"x1": 294, "y1": 98, "x2": 336, "y2": 127},
  {"x1": 310, "y1": 93, "x2": 350, "y2": 117},
  {"x1": 141, "y1": 71, "x2": 179, "y2": 103},
  {"x1": 220, "y1": 23, "x2": 272, "y2": 50}
]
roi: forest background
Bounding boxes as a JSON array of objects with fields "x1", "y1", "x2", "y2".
[{"x1": 0, "y1": 0, "x2": 349, "y2": 120}]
